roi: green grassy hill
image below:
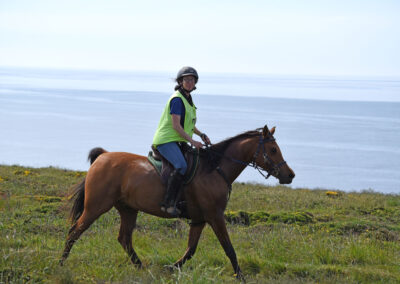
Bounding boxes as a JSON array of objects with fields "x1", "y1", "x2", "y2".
[{"x1": 1, "y1": 165, "x2": 399, "y2": 283}]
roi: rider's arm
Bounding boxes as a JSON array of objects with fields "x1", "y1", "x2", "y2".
[
  {"x1": 194, "y1": 126, "x2": 211, "y2": 145},
  {"x1": 194, "y1": 127, "x2": 202, "y2": 136},
  {"x1": 171, "y1": 115, "x2": 203, "y2": 148}
]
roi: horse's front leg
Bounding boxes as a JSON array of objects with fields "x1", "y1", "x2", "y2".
[
  {"x1": 208, "y1": 213, "x2": 245, "y2": 281},
  {"x1": 174, "y1": 222, "x2": 206, "y2": 268}
]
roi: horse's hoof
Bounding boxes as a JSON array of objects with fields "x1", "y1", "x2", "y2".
[
  {"x1": 132, "y1": 261, "x2": 143, "y2": 269},
  {"x1": 173, "y1": 261, "x2": 183, "y2": 268},
  {"x1": 166, "y1": 207, "x2": 181, "y2": 217},
  {"x1": 234, "y1": 271, "x2": 246, "y2": 282},
  {"x1": 164, "y1": 264, "x2": 179, "y2": 273}
]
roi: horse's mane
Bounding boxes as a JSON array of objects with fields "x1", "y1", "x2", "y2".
[{"x1": 199, "y1": 128, "x2": 262, "y2": 173}]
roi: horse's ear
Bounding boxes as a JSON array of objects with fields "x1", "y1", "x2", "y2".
[
  {"x1": 262, "y1": 125, "x2": 269, "y2": 137},
  {"x1": 270, "y1": 126, "x2": 276, "y2": 135}
]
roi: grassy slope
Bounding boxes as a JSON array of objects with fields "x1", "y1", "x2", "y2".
[{"x1": 0, "y1": 165, "x2": 399, "y2": 283}]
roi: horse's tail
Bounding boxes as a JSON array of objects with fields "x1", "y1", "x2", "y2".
[
  {"x1": 69, "y1": 147, "x2": 108, "y2": 223},
  {"x1": 69, "y1": 178, "x2": 85, "y2": 224},
  {"x1": 88, "y1": 147, "x2": 107, "y2": 165}
]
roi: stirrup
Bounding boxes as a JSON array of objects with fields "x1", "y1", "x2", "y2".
[
  {"x1": 160, "y1": 201, "x2": 167, "y2": 212},
  {"x1": 166, "y1": 206, "x2": 181, "y2": 217}
]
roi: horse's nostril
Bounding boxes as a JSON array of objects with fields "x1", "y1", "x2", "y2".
[{"x1": 289, "y1": 172, "x2": 295, "y2": 179}]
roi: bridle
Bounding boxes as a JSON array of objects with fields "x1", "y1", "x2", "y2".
[
  {"x1": 205, "y1": 133, "x2": 287, "y2": 180},
  {"x1": 201, "y1": 133, "x2": 287, "y2": 200},
  {"x1": 250, "y1": 134, "x2": 287, "y2": 179}
]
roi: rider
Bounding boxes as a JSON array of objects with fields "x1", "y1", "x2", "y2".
[{"x1": 152, "y1": 66, "x2": 211, "y2": 216}]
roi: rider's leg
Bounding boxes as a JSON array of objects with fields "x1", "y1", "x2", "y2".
[
  {"x1": 157, "y1": 142, "x2": 187, "y2": 216},
  {"x1": 164, "y1": 169, "x2": 184, "y2": 215}
]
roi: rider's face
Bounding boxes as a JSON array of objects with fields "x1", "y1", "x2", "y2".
[{"x1": 182, "y1": 76, "x2": 196, "y2": 92}]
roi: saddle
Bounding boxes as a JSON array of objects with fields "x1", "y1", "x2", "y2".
[{"x1": 147, "y1": 143, "x2": 199, "y2": 185}]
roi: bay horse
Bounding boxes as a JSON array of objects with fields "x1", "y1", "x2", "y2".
[{"x1": 60, "y1": 125, "x2": 295, "y2": 279}]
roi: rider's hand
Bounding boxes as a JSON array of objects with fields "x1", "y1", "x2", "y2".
[
  {"x1": 200, "y1": 133, "x2": 211, "y2": 145},
  {"x1": 191, "y1": 140, "x2": 203, "y2": 149}
]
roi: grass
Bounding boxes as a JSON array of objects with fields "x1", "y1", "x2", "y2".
[{"x1": 1, "y1": 165, "x2": 400, "y2": 283}]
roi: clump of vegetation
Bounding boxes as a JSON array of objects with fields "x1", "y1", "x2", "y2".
[
  {"x1": 1, "y1": 165, "x2": 400, "y2": 283},
  {"x1": 224, "y1": 210, "x2": 313, "y2": 225}
]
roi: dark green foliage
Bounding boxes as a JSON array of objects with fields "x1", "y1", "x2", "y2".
[
  {"x1": 269, "y1": 211, "x2": 314, "y2": 224},
  {"x1": 224, "y1": 210, "x2": 313, "y2": 225}
]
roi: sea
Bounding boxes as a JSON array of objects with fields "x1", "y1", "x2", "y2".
[{"x1": 1, "y1": 67, "x2": 399, "y2": 194}]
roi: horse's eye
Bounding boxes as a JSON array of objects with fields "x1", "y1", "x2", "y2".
[{"x1": 271, "y1": 147, "x2": 277, "y2": 154}]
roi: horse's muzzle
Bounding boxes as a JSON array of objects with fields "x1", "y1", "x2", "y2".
[{"x1": 278, "y1": 171, "x2": 295, "y2": 184}]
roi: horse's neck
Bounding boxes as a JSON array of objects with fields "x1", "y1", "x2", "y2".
[{"x1": 220, "y1": 137, "x2": 256, "y2": 183}]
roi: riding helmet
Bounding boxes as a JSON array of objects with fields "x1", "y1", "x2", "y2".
[{"x1": 176, "y1": 66, "x2": 199, "y2": 82}]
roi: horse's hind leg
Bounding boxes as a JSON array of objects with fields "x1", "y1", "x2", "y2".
[
  {"x1": 60, "y1": 211, "x2": 99, "y2": 264},
  {"x1": 115, "y1": 204, "x2": 142, "y2": 267},
  {"x1": 60, "y1": 202, "x2": 114, "y2": 265},
  {"x1": 174, "y1": 222, "x2": 206, "y2": 268}
]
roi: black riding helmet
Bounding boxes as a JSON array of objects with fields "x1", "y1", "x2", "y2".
[{"x1": 176, "y1": 66, "x2": 199, "y2": 83}]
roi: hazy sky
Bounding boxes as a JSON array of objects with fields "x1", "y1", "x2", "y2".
[{"x1": 1, "y1": 0, "x2": 399, "y2": 76}]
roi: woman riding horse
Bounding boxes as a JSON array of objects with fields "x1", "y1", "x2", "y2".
[
  {"x1": 61, "y1": 125, "x2": 295, "y2": 280},
  {"x1": 153, "y1": 66, "x2": 211, "y2": 216}
]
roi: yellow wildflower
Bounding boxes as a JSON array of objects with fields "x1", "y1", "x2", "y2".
[
  {"x1": 326, "y1": 191, "x2": 339, "y2": 197},
  {"x1": 24, "y1": 170, "x2": 31, "y2": 176}
]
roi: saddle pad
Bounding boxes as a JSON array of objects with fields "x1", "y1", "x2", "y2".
[
  {"x1": 147, "y1": 149, "x2": 199, "y2": 185},
  {"x1": 147, "y1": 151, "x2": 162, "y2": 175}
]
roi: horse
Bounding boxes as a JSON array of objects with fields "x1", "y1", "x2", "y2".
[{"x1": 60, "y1": 125, "x2": 295, "y2": 280}]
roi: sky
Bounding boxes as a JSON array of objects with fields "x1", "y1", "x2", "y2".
[{"x1": 1, "y1": 0, "x2": 399, "y2": 76}]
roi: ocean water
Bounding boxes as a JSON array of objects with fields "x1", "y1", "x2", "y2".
[{"x1": 1, "y1": 67, "x2": 399, "y2": 193}]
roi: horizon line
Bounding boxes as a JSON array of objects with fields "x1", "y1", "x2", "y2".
[{"x1": 1, "y1": 65, "x2": 400, "y2": 80}]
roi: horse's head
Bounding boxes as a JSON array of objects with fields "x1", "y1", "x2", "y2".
[{"x1": 252, "y1": 125, "x2": 295, "y2": 184}]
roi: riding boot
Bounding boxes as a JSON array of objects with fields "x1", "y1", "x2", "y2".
[{"x1": 161, "y1": 169, "x2": 184, "y2": 217}]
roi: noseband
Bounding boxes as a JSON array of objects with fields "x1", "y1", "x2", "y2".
[{"x1": 250, "y1": 135, "x2": 287, "y2": 179}]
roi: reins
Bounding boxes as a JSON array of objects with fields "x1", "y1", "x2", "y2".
[{"x1": 202, "y1": 133, "x2": 287, "y2": 198}]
